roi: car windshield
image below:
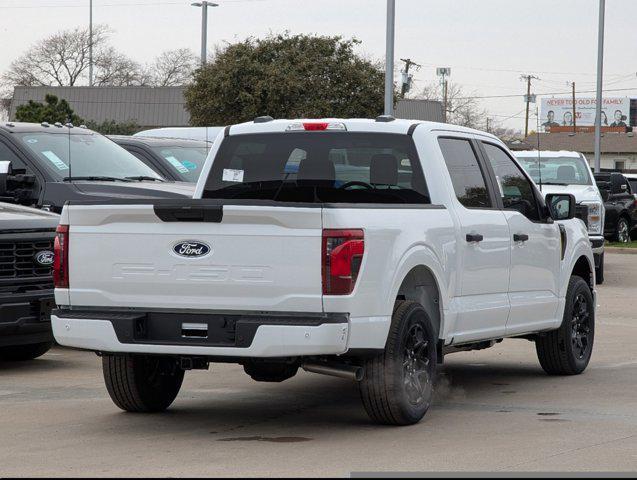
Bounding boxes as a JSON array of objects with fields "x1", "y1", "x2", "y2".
[
  {"x1": 17, "y1": 132, "x2": 163, "y2": 182},
  {"x1": 203, "y1": 132, "x2": 430, "y2": 204},
  {"x1": 150, "y1": 145, "x2": 210, "y2": 183},
  {"x1": 516, "y1": 155, "x2": 592, "y2": 186}
]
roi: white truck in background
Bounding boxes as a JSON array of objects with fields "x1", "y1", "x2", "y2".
[
  {"x1": 52, "y1": 118, "x2": 596, "y2": 425},
  {"x1": 514, "y1": 150, "x2": 605, "y2": 283}
]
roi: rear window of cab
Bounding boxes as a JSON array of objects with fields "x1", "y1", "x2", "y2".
[{"x1": 202, "y1": 132, "x2": 430, "y2": 204}]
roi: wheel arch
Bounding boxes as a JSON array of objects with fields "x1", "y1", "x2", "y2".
[
  {"x1": 388, "y1": 248, "x2": 448, "y2": 341},
  {"x1": 571, "y1": 254, "x2": 594, "y2": 291}
]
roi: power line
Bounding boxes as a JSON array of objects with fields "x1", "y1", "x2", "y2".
[
  {"x1": 0, "y1": 0, "x2": 264, "y2": 8},
  {"x1": 455, "y1": 86, "x2": 637, "y2": 101},
  {"x1": 419, "y1": 61, "x2": 630, "y2": 78}
]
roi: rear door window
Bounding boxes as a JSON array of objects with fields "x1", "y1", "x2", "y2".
[{"x1": 203, "y1": 132, "x2": 430, "y2": 204}]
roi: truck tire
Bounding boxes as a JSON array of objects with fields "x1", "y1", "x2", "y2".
[
  {"x1": 102, "y1": 354, "x2": 184, "y2": 412},
  {"x1": 615, "y1": 216, "x2": 630, "y2": 243},
  {"x1": 0, "y1": 342, "x2": 52, "y2": 361},
  {"x1": 595, "y1": 253, "x2": 604, "y2": 285},
  {"x1": 358, "y1": 300, "x2": 437, "y2": 425},
  {"x1": 536, "y1": 276, "x2": 594, "y2": 375},
  {"x1": 243, "y1": 360, "x2": 299, "y2": 382}
]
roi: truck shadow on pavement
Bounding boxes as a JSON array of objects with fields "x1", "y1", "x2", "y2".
[{"x1": 91, "y1": 361, "x2": 556, "y2": 438}]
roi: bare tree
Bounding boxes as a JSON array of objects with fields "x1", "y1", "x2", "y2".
[
  {"x1": 93, "y1": 47, "x2": 145, "y2": 86},
  {"x1": 490, "y1": 126, "x2": 523, "y2": 142},
  {"x1": 149, "y1": 49, "x2": 198, "y2": 87},
  {"x1": 2, "y1": 26, "x2": 199, "y2": 106},
  {"x1": 416, "y1": 82, "x2": 488, "y2": 129},
  {"x1": 1, "y1": 25, "x2": 110, "y2": 89}
]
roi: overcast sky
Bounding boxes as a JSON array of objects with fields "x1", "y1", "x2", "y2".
[{"x1": 1, "y1": 0, "x2": 636, "y2": 130}]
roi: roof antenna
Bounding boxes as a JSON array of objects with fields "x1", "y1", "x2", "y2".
[{"x1": 535, "y1": 105, "x2": 542, "y2": 191}]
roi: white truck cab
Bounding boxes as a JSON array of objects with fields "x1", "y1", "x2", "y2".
[
  {"x1": 514, "y1": 150, "x2": 605, "y2": 283},
  {"x1": 52, "y1": 118, "x2": 596, "y2": 425}
]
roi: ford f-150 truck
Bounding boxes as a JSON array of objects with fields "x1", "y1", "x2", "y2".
[
  {"x1": 0, "y1": 200, "x2": 58, "y2": 361},
  {"x1": 52, "y1": 118, "x2": 596, "y2": 425}
]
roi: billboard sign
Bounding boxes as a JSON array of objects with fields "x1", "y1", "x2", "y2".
[{"x1": 540, "y1": 97, "x2": 630, "y2": 130}]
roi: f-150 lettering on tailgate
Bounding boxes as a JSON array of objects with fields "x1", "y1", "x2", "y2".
[{"x1": 112, "y1": 263, "x2": 273, "y2": 283}]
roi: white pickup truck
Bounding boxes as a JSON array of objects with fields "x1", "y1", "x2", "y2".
[{"x1": 52, "y1": 118, "x2": 596, "y2": 425}]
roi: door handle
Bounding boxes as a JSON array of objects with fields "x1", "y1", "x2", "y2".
[
  {"x1": 513, "y1": 233, "x2": 529, "y2": 242},
  {"x1": 466, "y1": 233, "x2": 484, "y2": 243}
]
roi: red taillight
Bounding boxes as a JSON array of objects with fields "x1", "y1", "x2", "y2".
[
  {"x1": 322, "y1": 229, "x2": 364, "y2": 295},
  {"x1": 53, "y1": 224, "x2": 69, "y2": 288},
  {"x1": 303, "y1": 122, "x2": 329, "y2": 131}
]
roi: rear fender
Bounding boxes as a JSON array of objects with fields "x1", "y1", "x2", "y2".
[{"x1": 387, "y1": 244, "x2": 451, "y2": 341}]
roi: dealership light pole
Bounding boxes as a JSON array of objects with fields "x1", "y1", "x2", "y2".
[
  {"x1": 384, "y1": 0, "x2": 395, "y2": 116},
  {"x1": 191, "y1": 1, "x2": 219, "y2": 66},
  {"x1": 594, "y1": 0, "x2": 605, "y2": 174},
  {"x1": 89, "y1": 0, "x2": 93, "y2": 87}
]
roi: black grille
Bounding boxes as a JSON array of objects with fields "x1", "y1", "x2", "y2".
[{"x1": 0, "y1": 239, "x2": 54, "y2": 280}]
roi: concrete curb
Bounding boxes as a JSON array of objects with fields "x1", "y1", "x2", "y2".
[{"x1": 605, "y1": 246, "x2": 637, "y2": 255}]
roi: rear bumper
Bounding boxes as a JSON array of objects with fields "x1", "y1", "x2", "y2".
[
  {"x1": 0, "y1": 292, "x2": 55, "y2": 347},
  {"x1": 52, "y1": 309, "x2": 351, "y2": 357}
]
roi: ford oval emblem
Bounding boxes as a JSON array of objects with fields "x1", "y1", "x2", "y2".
[
  {"x1": 34, "y1": 250, "x2": 54, "y2": 267},
  {"x1": 173, "y1": 241, "x2": 211, "y2": 258}
]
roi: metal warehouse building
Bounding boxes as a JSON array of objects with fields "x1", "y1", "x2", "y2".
[
  {"x1": 9, "y1": 86, "x2": 443, "y2": 127},
  {"x1": 9, "y1": 86, "x2": 190, "y2": 128}
]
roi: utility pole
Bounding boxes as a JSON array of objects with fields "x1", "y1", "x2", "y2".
[
  {"x1": 443, "y1": 79, "x2": 448, "y2": 123},
  {"x1": 399, "y1": 58, "x2": 421, "y2": 97},
  {"x1": 572, "y1": 81, "x2": 577, "y2": 133},
  {"x1": 521, "y1": 74, "x2": 539, "y2": 137},
  {"x1": 384, "y1": 0, "x2": 396, "y2": 116},
  {"x1": 486, "y1": 117, "x2": 490, "y2": 133},
  {"x1": 437, "y1": 67, "x2": 451, "y2": 123},
  {"x1": 89, "y1": 0, "x2": 93, "y2": 87},
  {"x1": 191, "y1": 1, "x2": 219, "y2": 66},
  {"x1": 594, "y1": 0, "x2": 605, "y2": 174}
]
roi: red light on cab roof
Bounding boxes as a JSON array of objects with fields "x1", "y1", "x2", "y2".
[{"x1": 303, "y1": 122, "x2": 329, "y2": 131}]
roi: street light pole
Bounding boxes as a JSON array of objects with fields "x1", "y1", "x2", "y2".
[
  {"x1": 191, "y1": 1, "x2": 219, "y2": 66},
  {"x1": 384, "y1": 0, "x2": 395, "y2": 116},
  {"x1": 594, "y1": 0, "x2": 605, "y2": 174},
  {"x1": 89, "y1": 0, "x2": 93, "y2": 86}
]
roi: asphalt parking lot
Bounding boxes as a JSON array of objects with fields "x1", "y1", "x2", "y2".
[{"x1": 1, "y1": 254, "x2": 636, "y2": 477}]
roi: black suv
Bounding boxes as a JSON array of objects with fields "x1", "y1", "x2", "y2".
[
  {"x1": 0, "y1": 201, "x2": 58, "y2": 361},
  {"x1": 594, "y1": 172, "x2": 637, "y2": 242},
  {"x1": 0, "y1": 122, "x2": 194, "y2": 213}
]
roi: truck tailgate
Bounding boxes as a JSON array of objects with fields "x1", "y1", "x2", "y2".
[{"x1": 65, "y1": 202, "x2": 323, "y2": 312}]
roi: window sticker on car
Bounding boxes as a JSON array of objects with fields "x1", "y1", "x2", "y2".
[
  {"x1": 222, "y1": 168, "x2": 244, "y2": 182},
  {"x1": 181, "y1": 160, "x2": 197, "y2": 171},
  {"x1": 41, "y1": 150, "x2": 69, "y2": 170},
  {"x1": 164, "y1": 155, "x2": 189, "y2": 174}
]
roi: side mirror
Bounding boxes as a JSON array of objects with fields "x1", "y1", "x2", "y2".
[
  {"x1": 0, "y1": 160, "x2": 12, "y2": 197},
  {"x1": 600, "y1": 188, "x2": 610, "y2": 202},
  {"x1": 610, "y1": 172, "x2": 625, "y2": 194},
  {"x1": 546, "y1": 193, "x2": 576, "y2": 220}
]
